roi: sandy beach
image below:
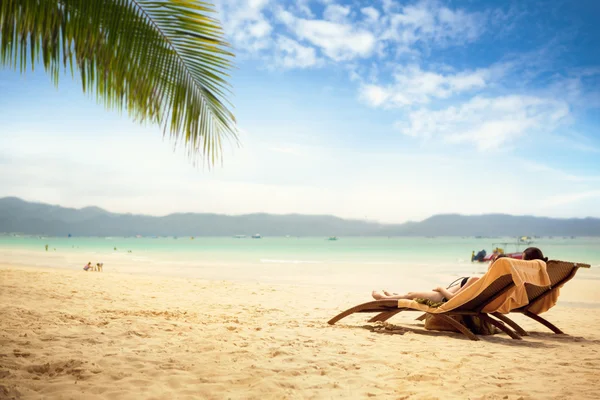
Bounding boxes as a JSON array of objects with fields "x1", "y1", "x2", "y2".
[{"x1": 1, "y1": 261, "x2": 599, "y2": 400}]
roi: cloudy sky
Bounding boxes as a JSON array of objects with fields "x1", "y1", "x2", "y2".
[{"x1": 1, "y1": 0, "x2": 599, "y2": 223}]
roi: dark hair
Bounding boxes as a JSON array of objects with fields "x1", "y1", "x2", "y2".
[
  {"x1": 523, "y1": 247, "x2": 548, "y2": 262},
  {"x1": 491, "y1": 253, "x2": 509, "y2": 263}
]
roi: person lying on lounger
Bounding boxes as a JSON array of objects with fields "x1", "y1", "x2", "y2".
[{"x1": 372, "y1": 247, "x2": 548, "y2": 302}]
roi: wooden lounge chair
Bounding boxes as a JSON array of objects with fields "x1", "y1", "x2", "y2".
[
  {"x1": 328, "y1": 259, "x2": 550, "y2": 341},
  {"x1": 491, "y1": 260, "x2": 591, "y2": 335}
]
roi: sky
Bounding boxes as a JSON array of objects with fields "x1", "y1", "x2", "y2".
[{"x1": 0, "y1": 0, "x2": 599, "y2": 223}]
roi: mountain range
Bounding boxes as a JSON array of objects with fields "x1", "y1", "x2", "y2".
[{"x1": 1, "y1": 197, "x2": 599, "y2": 237}]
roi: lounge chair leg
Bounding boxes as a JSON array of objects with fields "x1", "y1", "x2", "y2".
[
  {"x1": 368, "y1": 312, "x2": 387, "y2": 322},
  {"x1": 434, "y1": 315, "x2": 479, "y2": 341},
  {"x1": 492, "y1": 313, "x2": 529, "y2": 336},
  {"x1": 368, "y1": 310, "x2": 402, "y2": 323},
  {"x1": 328, "y1": 301, "x2": 398, "y2": 325},
  {"x1": 415, "y1": 313, "x2": 427, "y2": 321},
  {"x1": 523, "y1": 311, "x2": 564, "y2": 334},
  {"x1": 328, "y1": 308, "x2": 362, "y2": 325},
  {"x1": 479, "y1": 314, "x2": 521, "y2": 340}
]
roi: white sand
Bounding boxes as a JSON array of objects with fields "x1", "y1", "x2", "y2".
[{"x1": 1, "y1": 259, "x2": 599, "y2": 399}]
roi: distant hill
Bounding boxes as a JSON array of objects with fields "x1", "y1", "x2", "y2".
[{"x1": 1, "y1": 197, "x2": 599, "y2": 237}]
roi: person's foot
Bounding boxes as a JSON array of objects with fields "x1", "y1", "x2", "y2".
[
  {"x1": 383, "y1": 290, "x2": 398, "y2": 296},
  {"x1": 372, "y1": 290, "x2": 384, "y2": 300}
]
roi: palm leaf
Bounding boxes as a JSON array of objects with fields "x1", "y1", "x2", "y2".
[{"x1": 0, "y1": 0, "x2": 237, "y2": 164}]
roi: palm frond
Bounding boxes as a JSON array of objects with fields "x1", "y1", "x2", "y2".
[{"x1": 0, "y1": 0, "x2": 237, "y2": 164}]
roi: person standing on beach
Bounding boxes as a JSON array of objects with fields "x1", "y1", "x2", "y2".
[{"x1": 45, "y1": 244, "x2": 48, "y2": 251}]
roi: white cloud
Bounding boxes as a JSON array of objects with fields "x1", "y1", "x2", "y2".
[
  {"x1": 215, "y1": 0, "x2": 273, "y2": 53},
  {"x1": 382, "y1": 0, "x2": 485, "y2": 48},
  {"x1": 323, "y1": 4, "x2": 351, "y2": 23},
  {"x1": 277, "y1": 10, "x2": 376, "y2": 61},
  {"x1": 359, "y1": 65, "x2": 489, "y2": 108},
  {"x1": 291, "y1": 0, "x2": 315, "y2": 18},
  {"x1": 395, "y1": 95, "x2": 571, "y2": 149},
  {"x1": 360, "y1": 84, "x2": 389, "y2": 107},
  {"x1": 274, "y1": 36, "x2": 319, "y2": 69},
  {"x1": 361, "y1": 7, "x2": 380, "y2": 23}
]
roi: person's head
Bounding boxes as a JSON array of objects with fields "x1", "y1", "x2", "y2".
[{"x1": 522, "y1": 247, "x2": 548, "y2": 262}]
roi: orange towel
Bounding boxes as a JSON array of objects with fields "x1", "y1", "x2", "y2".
[{"x1": 397, "y1": 258, "x2": 551, "y2": 314}]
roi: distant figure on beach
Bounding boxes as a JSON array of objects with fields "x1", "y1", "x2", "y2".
[
  {"x1": 83, "y1": 262, "x2": 92, "y2": 271},
  {"x1": 96, "y1": 262, "x2": 103, "y2": 272},
  {"x1": 45, "y1": 244, "x2": 48, "y2": 252}
]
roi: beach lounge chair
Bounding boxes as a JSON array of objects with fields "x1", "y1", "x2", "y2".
[
  {"x1": 328, "y1": 258, "x2": 551, "y2": 341},
  {"x1": 491, "y1": 260, "x2": 591, "y2": 335}
]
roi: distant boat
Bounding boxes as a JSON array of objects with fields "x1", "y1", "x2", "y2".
[
  {"x1": 191, "y1": 236, "x2": 195, "y2": 240},
  {"x1": 519, "y1": 236, "x2": 533, "y2": 243},
  {"x1": 471, "y1": 236, "x2": 533, "y2": 263},
  {"x1": 233, "y1": 235, "x2": 247, "y2": 238},
  {"x1": 328, "y1": 236, "x2": 338, "y2": 241},
  {"x1": 251, "y1": 234, "x2": 262, "y2": 239}
]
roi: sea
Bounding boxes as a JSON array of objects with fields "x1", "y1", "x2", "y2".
[{"x1": 1, "y1": 236, "x2": 598, "y2": 290}]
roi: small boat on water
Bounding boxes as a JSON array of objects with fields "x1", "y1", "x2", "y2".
[
  {"x1": 233, "y1": 235, "x2": 247, "y2": 238},
  {"x1": 471, "y1": 237, "x2": 533, "y2": 263},
  {"x1": 251, "y1": 233, "x2": 262, "y2": 239},
  {"x1": 328, "y1": 236, "x2": 338, "y2": 241}
]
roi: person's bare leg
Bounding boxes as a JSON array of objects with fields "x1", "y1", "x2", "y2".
[
  {"x1": 372, "y1": 290, "x2": 409, "y2": 300},
  {"x1": 372, "y1": 290, "x2": 443, "y2": 302},
  {"x1": 372, "y1": 290, "x2": 387, "y2": 300},
  {"x1": 403, "y1": 291, "x2": 444, "y2": 302}
]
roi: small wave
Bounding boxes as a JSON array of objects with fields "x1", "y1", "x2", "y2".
[{"x1": 260, "y1": 259, "x2": 323, "y2": 264}]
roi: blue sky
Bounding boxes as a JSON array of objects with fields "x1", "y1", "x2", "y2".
[{"x1": 0, "y1": 0, "x2": 599, "y2": 222}]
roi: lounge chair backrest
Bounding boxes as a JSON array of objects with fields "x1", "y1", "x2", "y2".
[
  {"x1": 454, "y1": 274, "x2": 514, "y2": 312},
  {"x1": 525, "y1": 260, "x2": 591, "y2": 303},
  {"x1": 547, "y1": 260, "x2": 589, "y2": 286},
  {"x1": 521, "y1": 260, "x2": 591, "y2": 314}
]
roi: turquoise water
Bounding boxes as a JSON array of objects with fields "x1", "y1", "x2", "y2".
[
  {"x1": 1, "y1": 236, "x2": 598, "y2": 288},
  {"x1": 1, "y1": 236, "x2": 599, "y2": 265}
]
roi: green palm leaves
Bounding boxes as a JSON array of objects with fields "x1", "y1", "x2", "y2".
[{"x1": 0, "y1": 0, "x2": 237, "y2": 163}]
